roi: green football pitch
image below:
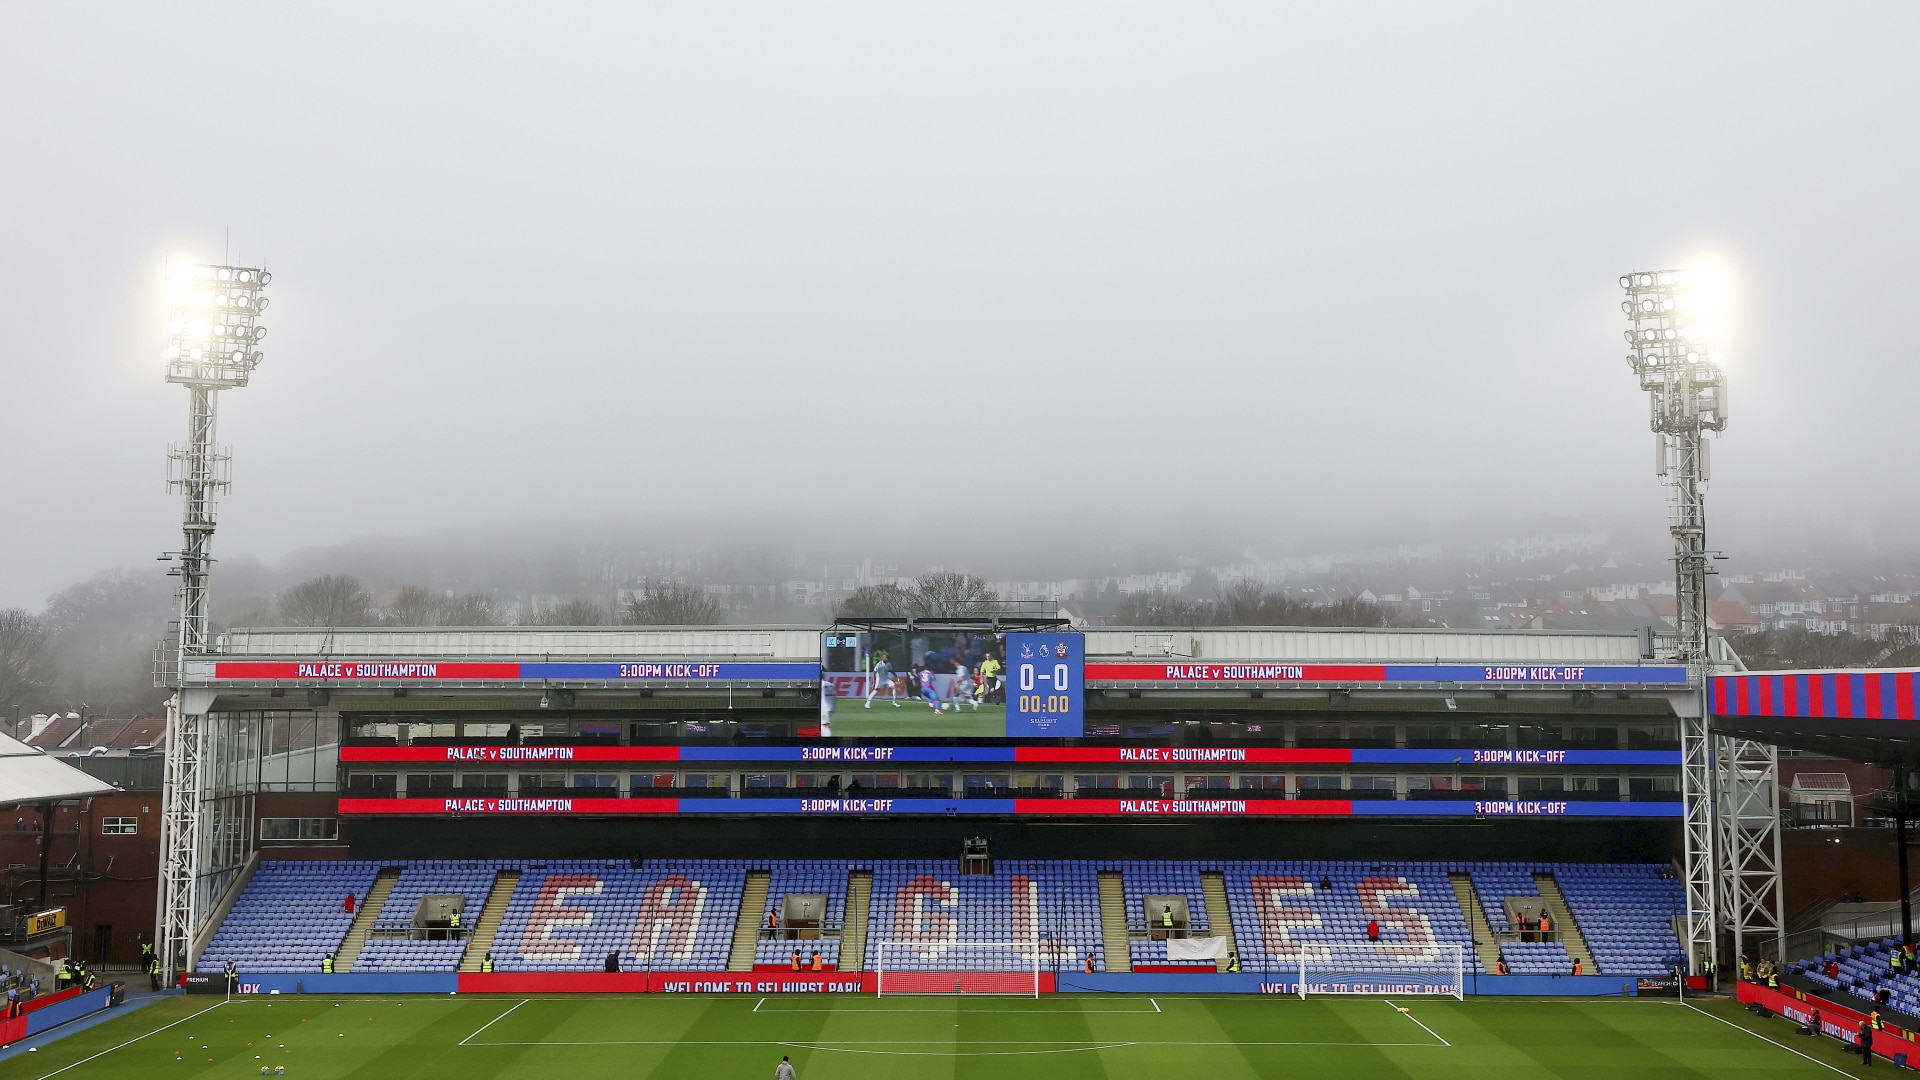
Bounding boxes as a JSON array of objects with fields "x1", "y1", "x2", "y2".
[
  {"x1": 0, "y1": 993, "x2": 1868, "y2": 1080},
  {"x1": 827, "y1": 701, "x2": 1007, "y2": 738}
]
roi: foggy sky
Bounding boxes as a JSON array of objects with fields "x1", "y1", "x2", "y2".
[{"x1": 3, "y1": 3, "x2": 1917, "y2": 610}]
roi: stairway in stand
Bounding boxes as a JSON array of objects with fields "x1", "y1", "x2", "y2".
[
  {"x1": 727, "y1": 871, "x2": 772, "y2": 972},
  {"x1": 1533, "y1": 872, "x2": 1596, "y2": 973},
  {"x1": 1448, "y1": 872, "x2": 1501, "y2": 974},
  {"x1": 839, "y1": 871, "x2": 873, "y2": 972},
  {"x1": 336, "y1": 867, "x2": 402, "y2": 973},
  {"x1": 458, "y1": 870, "x2": 521, "y2": 972},
  {"x1": 1098, "y1": 871, "x2": 1132, "y2": 973},
  {"x1": 1200, "y1": 871, "x2": 1239, "y2": 972}
]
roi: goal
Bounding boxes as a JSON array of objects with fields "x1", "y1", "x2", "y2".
[
  {"x1": 1293, "y1": 943, "x2": 1465, "y2": 1000},
  {"x1": 872, "y1": 941, "x2": 1045, "y2": 997}
]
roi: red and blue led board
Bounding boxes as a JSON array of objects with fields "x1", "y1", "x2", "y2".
[
  {"x1": 1004, "y1": 633, "x2": 1084, "y2": 737},
  {"x1": 1710, "y1": 669, "x2": 1918, "y2": 721},
  {"x1": 335, "y1": 795, "x2": 1680, "y2": 819}
]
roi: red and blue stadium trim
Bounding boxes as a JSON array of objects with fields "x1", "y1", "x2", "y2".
[
  {"x1": 339, "y1": 745, "x2": 1680, "y2": 765},
  {"x1": 209, "y1": 660, "x2": 1689, "y2": 685},
  {"x1": 1709, "y1": 670, "x2": 1919, "y2": 721},
  {"x1": 335, "y1": 796, "x2": 1680, "y2": 819}
]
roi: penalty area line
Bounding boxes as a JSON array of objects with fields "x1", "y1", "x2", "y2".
[
  {"x1": 459, "y1": 998, "x2": 529, "y2": 1047},
  {"x1": 1384, "y1": 999, "x2": 1450, "y2": 1047}
]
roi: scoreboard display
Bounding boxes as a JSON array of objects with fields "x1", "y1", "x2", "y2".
[
  {"x1": 819, "y1": 628, "x2": 1085, "y2": 739},
  {"x1": 1003, "y1": 632, "x2": 1084, "y2": 737}
]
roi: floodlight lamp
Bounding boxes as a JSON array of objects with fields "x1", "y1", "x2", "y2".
[{"x1": 217, "y1": 268, "x2": 232, "y2": 281}]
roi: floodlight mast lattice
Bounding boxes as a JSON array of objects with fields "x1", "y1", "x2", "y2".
[
  {"x1": 155, "y1": 261, "x2": 271, "y2": 982},
  {"x1": 1619, "y1": 267, "x2": 1779, "y2": 972}
]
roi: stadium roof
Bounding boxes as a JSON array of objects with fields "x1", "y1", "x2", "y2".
[{"x1": 0, "y1": 731, "x2": 120, "y2": 808}]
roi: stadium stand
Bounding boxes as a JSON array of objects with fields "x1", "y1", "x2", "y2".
[
  {"x1": 489, "y1": 860, "x2": 745, "y2": 971},
  {"x1": 352, "y1": 861, "x2": 503, "y2": 972},
  {"x1": 1553, "y1": 863, "x2": 1687, "y2": 976},
  {"x1": 199, "y1": 858, "x2": 1686, "y2": 976},
  {"x1": 865, "y1": 860, "x2": 1103, "y2": 973},
  {"x1": 1224, "y1": 861, "x2": 1482, "y2": 973},
  {"x1": 1120, "y1": 861, "x2": 1215, "y2": 969},
  {"x1": 1790, "y1": 938, "x2": 1920, "y2": 1019},
  {"x1": 751, "y1": 861, "x2": 853, "y2": 969},
  {"x1": 198, "y1": 860, "x2": 380, "y2": 972}
]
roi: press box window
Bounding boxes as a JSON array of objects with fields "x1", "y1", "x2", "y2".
[
  {"x1": 259, "y1": 818, "x2": 339, "y2": 842},
  {"x1": 102, "y1": 817, "x2": 138, "y2": 836}
]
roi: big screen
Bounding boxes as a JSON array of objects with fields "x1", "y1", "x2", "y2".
[{"x1": 820, "y1": 629, "x2": 1085, "y2": 738}]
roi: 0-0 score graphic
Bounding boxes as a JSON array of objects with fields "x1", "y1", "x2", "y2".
[{"x1": 1005, "y1": 633, "x2": 1085, "y2": 738}]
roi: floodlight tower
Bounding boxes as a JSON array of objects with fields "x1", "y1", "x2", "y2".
[
  {"x1": 1619, "y1": 267, "x2": 1781, "y2": 971},
  {"x1": 1619, "y1": 267, "x2": 1726, "y2": 974},
  {"x1": 155, "y1": 260, "x2": 271, "y2": 981}
]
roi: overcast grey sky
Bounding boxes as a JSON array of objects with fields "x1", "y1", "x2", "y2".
[{"x1": 2, "y1": 3, "x2": 1916, "y2": 609}]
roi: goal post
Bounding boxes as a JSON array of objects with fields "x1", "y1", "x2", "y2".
[
  {"x1": 873, "y1": 941, "x2": 1045, "y2": 997},
  {"x1": 1294, "y1": 943, "x2": 1465, "y2": 1000}
]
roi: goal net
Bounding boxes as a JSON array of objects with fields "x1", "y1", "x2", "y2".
[
  {"x1": 873, "y1": 941, "x2": 1045, "y2": 997},
  {"x1": 1293, "y1": 943, "x2": 1465, "y2": 1000}
]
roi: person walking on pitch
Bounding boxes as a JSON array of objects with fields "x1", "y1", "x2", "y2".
[{"x1": 775, "y1": 1055, "x2": 798, "y2": 1080}]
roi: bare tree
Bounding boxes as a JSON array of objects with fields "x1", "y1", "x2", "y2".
[
  {"x1": 278, "y1": 576, "x2": 375, "y2": 627},
  {"x1": 623, "y1": 581, "x2": 725, "y2": 625},
  {"x1": 385, "y1": 586, "x2": 445, "y2": 626},
  {"x1": 835, "y1": 584, "x2": 912, "y2": 618},
  {"x1": 438, "y1": 594, "x2": 502, "y2": 626},
  {"x1": 525, "y1": 597, "x2": 611, "y2": 626},
  {"x1": 0, "y1": 610, "x2": 49, "y2": 714},
  {"x1": 907, "y1": 572, "x2": 998, "y2": 617}
]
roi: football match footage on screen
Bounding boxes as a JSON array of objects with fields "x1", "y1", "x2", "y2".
[{"x1": 820, "y1": 630, "x2": 1084, "y2": 738}]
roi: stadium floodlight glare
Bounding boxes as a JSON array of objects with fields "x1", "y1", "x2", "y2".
[
  {"x1": 165, "y1": 260, "x2": 270, "y2": 389},
  {"x1": 1617, "y1": 258, "x2": 1775, "y2": 986},
  {"x1": 156, "y1": 257, "x2": 272, "y2": 989}
]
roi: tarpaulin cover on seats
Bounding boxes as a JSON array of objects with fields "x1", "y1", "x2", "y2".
[{"x1": 1167, "y1": 937, "x2": 1228, "y2": 961}]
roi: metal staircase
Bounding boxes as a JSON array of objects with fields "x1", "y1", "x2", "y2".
[
  {"x1": 1533, "y1": 873, "x2": 1596, "y2": 973},
  {"x1": 458, "y1": 870, "x2": 520, "y2": 972},
  {"x1": 1098, "y1": 871, "x2": 1132, "y2": 972},
  {"x1": 840, "y1": 871, "x2": 873, "y2": 971},
  {"x1": 1200, "y1": 871, "x2": 1239, "y2": 971},
  {"x1": 336, "y1": 867, "x2": 402, "y2": 972},
  {"x1": 728, "y1": 871, "x2": 772, "y2": 971},
  {"x1": 1449, "y1": 872, "x2": 1501, "y2": 973}
]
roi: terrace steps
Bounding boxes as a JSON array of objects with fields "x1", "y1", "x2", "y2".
[
  {"x1": 728, "y1": 871, "x2": 772, "y2": 971},
  {"x1": 458, "y1": 870, "x2": 520, "y2": 972},
  {"x1": 840, "y1": 871, "x2": 873, "y2": 972},
  {"x1": 1098, "y1": 871, "x2": 1132, "y2": 973},
  {"x1": 1533, "y1": 873, "x2": 1595, "y2": 972},
  {"x1": 1449, "y1": 872, "x2": 1501, "y2": 973},
  {"x1": 336, "y1": 867, "x2": 402, "y2": 972},
  {"x1": 1200, "y1": 871, "x2": 1239, "y2": 971}
]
